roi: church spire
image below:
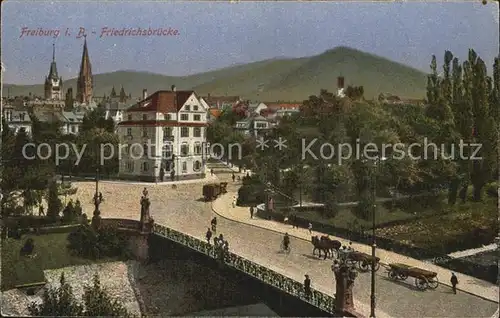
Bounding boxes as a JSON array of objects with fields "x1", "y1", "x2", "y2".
[
  {"x1": 52, "y1": 43, "x2": 55, "y2": 62},
  {"x1": 76, "y1": 36, "x2": 93, "y2": 104}
]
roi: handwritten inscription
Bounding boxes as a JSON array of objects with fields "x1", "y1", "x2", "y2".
[{"x1": 19, "y1": 26, "x2": 180, "y2": 39}]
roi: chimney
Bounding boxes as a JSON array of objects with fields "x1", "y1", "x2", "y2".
[
  {"x1": 142, "y1": 89, "x2": 147, "y2": 100},
  {"x1": 337, "y1": 76, "x2": 345, "y2": 89},
  {"x1": 171, "y1": 85, "x2": 176, "y2": 92}
]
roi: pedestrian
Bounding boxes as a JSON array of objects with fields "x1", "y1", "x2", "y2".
[
  {"x1": 210, "y1": 168, "x2": 214, "y2": 176},
  {"x1": 232, "y1": 173, "x2": 235, "y2": 182},
  {"x1": 308, "y1": 222, "x2": 312, "y2": 234},
  {"x1": 250, "y1": 206, "x2": 254, "y2": 219},
  {"x1": 223, "y1": 240, "x2": 229, "y2": 251},
  {"x1": 450, "y1": 273, "x2": 458, "y2": 294},
  {"x1": 246, "y1": 172, "x2": 250, "y2": 178},
  {"x1": 206, "y1": 227, "x2": 212, "y2": 244},
  {"x1": 38, "y1": 205, "x2": 45, "y2": 216},
  {"x1": 304, "y1": 274, "x2": 312, "y2": 299},
  {"x1": 238, "y1": 166, "x2": 242, "y2": 173},
  {"x1": 232, "y1": 196, "x2": 236, "y2": 208},
  {"x1": 143, "y1": 187, "x2": 148, "y2": 197}
]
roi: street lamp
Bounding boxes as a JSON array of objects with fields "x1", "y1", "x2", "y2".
[
  {"x1": 369, "y1": 156, "x2": 383, "y2": 318},
  {"x1": 91, "y1": 167, "x2": 101, "y2": 229}
]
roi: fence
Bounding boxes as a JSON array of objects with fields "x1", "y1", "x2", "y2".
[{"x1": 152, "y1": 223, "x2": 337, "y2": 315}]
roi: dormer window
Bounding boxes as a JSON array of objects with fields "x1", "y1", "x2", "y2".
[
  {"x1": 193, "y1": 105, "x2": 198, "y2": 111},
  {"x1": 185, "y1": 105, "x2": 190, "y2": 111}
]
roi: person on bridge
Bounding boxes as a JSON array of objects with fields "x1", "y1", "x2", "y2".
[
  {"x1": 450, "y1": 273, "x2": 459, "y2": 294},
  {"x1": 211, "y1": 217, "x2": 217, "y2": 232},
  {"x1": 206, "y1": 227, "x2": 212, "y2": 244},
  {"x1": 304, "y1": 275, "x2": 312, "y2": 299},
  {"x1": 283, "y1": 233, "x2": 290, "y2": 251},
  {"x1": 143, "y1": 187, "x2": 148, "y2": 197}
]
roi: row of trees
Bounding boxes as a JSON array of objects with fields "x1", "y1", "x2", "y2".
[{"x1": 208, "y1": 49, "x2": 499, "y2": 219}]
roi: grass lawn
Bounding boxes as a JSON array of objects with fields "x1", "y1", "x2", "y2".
[{"x1": 1, "y1": 232, "x2": 117, "y2": 291}]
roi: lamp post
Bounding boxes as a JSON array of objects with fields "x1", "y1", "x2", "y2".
[
  {"x1": 370, "y1": 156, "x2": 381, "y2": 318},
  {"x1": 91, "y1": 167, "x2": 101, "y2": 229}
]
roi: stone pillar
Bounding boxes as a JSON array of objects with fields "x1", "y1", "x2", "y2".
[{"x1": 332, "y1": 261, "x2": 358, "y2": 315}]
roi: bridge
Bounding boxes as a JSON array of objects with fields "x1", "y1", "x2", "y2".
[
  {"x1": 102, "y1": 218, "x2": 342, "y2": 317},
  {"x1": 70, "y1": 161, "x2": 499, "y2": 318}
]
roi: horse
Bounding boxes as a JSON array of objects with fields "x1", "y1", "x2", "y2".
[{"x1": 311, "y1": 236, "x2": 341, "y2": 259}]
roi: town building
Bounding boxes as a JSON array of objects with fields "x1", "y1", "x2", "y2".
[
  {"x1": 60, "y1": 111, "x2": 85, "y2": 135},
  {"x1": 44, "y1": 44, "x2": 63, "y2": 100},
  {"x1": 117, "y1": 86, "x2": 209, "y2": 182},
  {"x1": 2, "y1": 107, "x2": 32, "y2": 135},
  {"x1": 201, "y1": 94, "x2": 242, "y2": 110},
  {"x1": 101, "y1": 86, "x2": 134, "y2": 125},
  {"x1": 234, "y1": 114, "x2": 272, "y2": 137}
]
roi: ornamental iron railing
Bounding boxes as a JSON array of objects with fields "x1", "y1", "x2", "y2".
[{"x1": 152, "y1": 223, "x2": 336, "y2": 314}]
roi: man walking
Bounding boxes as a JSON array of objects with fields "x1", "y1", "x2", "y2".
[
  {"x1": 232, "y1": 173, "x2": 236, "y2": 182},
  {"x1": 210, "y1": 168, "x2": 214, "y2": 176},
  {"x1": 206, "y1": 227, "x2": 212, "y2": 244},
  {"x1": 308, "y1": 222, "x2": 313, "y2": 234},
  {"x1": 250, "y1": 206, "x2": 254, "y2": 219},
  {"x1": 450, "y1": 273, "x2": 458, "y2": 294},
  {"x1": 304, "y1": 274, "x2": 312, "y2": 299},
  {"x1": 143, "y1": 187, "x2": 148, "y2": 198},
  {"x1": 232, "y1": 196, "x2": 236, "y2": 208}
]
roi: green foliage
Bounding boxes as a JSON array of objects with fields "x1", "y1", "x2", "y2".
[
  {"x1": 67, "y1": 224, "x2": 129, "y2": 260},
  {"x1": 83, "y1": 273, "x2": 131, "y2": 317},
  {"x1": 28, "y1": 273, "x2": 83, "y2": 316},
  {"x1": 28, "y1": 272, "x2": 131, "y2": 317},
  {"x1": 62, "y1": 200, "x2": 83, "y2": 223}
]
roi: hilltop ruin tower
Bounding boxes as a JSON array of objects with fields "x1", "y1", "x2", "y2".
[
  {"x1": 44, "y1": 44, "x2": 63, "y2": 100},
  {"x1": 76, "y1": 36, "x2": 93, "y2": 104}
]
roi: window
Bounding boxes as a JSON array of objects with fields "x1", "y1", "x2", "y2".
[
  {"x1": 142, "y1": 114, "x2": 147, "y2": 120},
  {"x1": 194, "y1": 114, "x2": 201, "y2": 121},
  {"x1": 142, "y1": 127, "x2": 148, "y2": 137},
  {"x1": 165, "y1": 113, "x2": 171, "y2": 120},
  {"x1": 193, "y1": 127, "x2": 201, "y2": 137},
  {"x1": 256, "y1": 122, "x2": 267, "y2": 129},
  {"x1": 193, "y1": 105, "x2": 199, "y2": 111},
  {"x1": 181, "y1": 127, "x2": 189, "y2": 137},
  {"x1": 162, "y1": 144, "x2": 173, "y2": 159},
  {"x1": 182, "y1": 161, "x2": 187, "y2": 172},
  {"x1": 181, "y1": 114, "x2": 189, "y2": 121},
  {"x1": 180, "y1": 143, "x2": 189, "y2": 156},
  {"x1": 185, "y1": 105, "x2": 190, "y2": 111},
  {"x1": 194, "y1": 143, "x2": 202, "y2": 155},
  {"x1": 126, "y1": 161, "x2": 134, "y2": 172},
  {"x1": 128, "y1": 115, "x2": 132, "y2": 121},
  {"x1": 163, "y1": 127, "x2": 173, "y2": 139},
  {"x1": 127, "y1": 128, "x2": 132, "y2": 136},
  {"x1": 142, "y1": 162, "x2": 149, "y2": 172},
  {"x1": 193, "y1": 161, "x2": 202, "y2": 171},
  {"x1": 143, "y1": 144, "x2": 148, "y2": 157}
]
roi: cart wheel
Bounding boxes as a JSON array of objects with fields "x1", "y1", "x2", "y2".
[
  {"x1": 415, "y1": 276, "x2": 428, "y2": 290},
  {"x1": 372, "y1": 262, "x2": 380, "y2": 272},
  {"x1": 388, "y1": 270, "x2": 398, "y2": 280},
  {"x1": 398, "y1": 273, "x2": 408, "y2": 280},
  {"x1": 358, "y1": 260, "x2": 370, "y2": 272},
  {"x1": 428, "y1": 276, "x2": 439, "y2": 289}
]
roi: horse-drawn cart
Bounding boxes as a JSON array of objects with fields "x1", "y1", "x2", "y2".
[
  {"x1": 342, "y1": 251, "x2": 381, "y2": 272},
  {"x1": 385, "y1": 263, "x2": 439, "y2": 290}
]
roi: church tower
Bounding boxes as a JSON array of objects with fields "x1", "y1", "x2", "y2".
[
  {"x1": 44, "y1": 44, "x2": 63, "y2": 100},
  {"x1": 76, "y1": 36, "x2": 93, "y2": 104}
]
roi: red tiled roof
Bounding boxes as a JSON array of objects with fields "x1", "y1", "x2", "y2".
[
  {"x1": 126, "y1": 90, "x2": 195, "y2": 113},
  {"x1": 209, "y1": 108, "x2": 222, "y2": 118}
]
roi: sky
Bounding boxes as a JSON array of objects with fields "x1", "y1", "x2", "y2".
[{"x1": 2, "y1": 0, "x2": 499, "y2": 84}]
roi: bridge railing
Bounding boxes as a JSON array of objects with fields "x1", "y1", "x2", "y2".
[{"x1": 152, "y1": 223, "x2": 336, "y2": 314}]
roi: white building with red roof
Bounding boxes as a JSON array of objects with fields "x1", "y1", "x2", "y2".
[{"x1": 117, "y1": 85, "x2": 209, "y2": 182}]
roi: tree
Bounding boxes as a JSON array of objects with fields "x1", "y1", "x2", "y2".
[
  {"x1": 28, "y1": 272, "x2": 131, "y2": 317},
  {"x1": 47, "y1": 181, "x2": 62, "y2": 221},
  {"x1": 65, "y1": 88, "x2": 74, "y2": 111},
  {"x1": 28, "y1": 273, "x2": 83, "y2": 316},
  {"x1": 83, "y1": 273, "x2": 131, "y2": 317}
]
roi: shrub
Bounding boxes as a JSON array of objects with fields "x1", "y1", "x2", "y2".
[
  {"x1": 20, "y1": 238, "x2": 35, "y2": 256},
  {"x1": 67, "y1": 224, "x2": 129, "y2": 260},
  {"x1": 47, "y1": 181, "x2": 62, "y2": 221},
  {"x1": 237, "y1": 184, "x2": 265, "y2": 206},
  {"x1": 485, "y1": 182, "x2": 498, "y2": 198}
]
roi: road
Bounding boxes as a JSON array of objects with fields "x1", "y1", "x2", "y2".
[{"x1": 68, "y1": 166, "x2": 498, "y2": 318}]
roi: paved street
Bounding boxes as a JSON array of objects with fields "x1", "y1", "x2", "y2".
[{"x1": 67, "y1": 166, "x2": 499, "y2": 318}]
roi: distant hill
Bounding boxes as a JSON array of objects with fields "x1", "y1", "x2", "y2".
[{"x1": 3, "y1": 46, "x2": 428, "y2": 101}]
